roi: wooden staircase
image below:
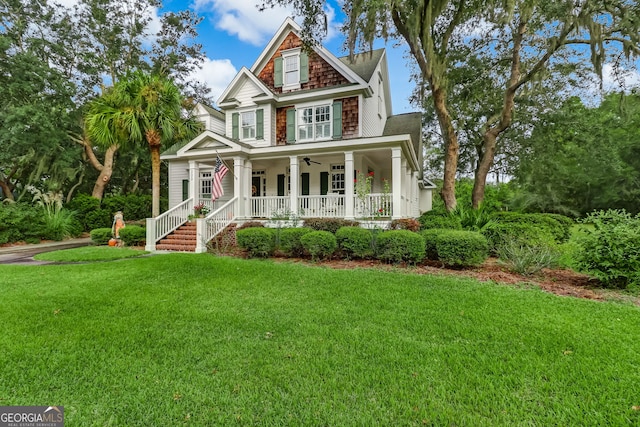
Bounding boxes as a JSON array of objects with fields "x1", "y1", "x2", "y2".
[{"x1": 155, "y1": 222, "x2": 197, "y2": 252}]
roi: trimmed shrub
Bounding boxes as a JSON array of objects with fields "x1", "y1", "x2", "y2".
[
  {"x1": 435, "y1": 230, "x2": 488, "y2": 268},
  {"x1": 541, "y1": 213, "x2": 574, "y2": 242},
  {"x1": 85, "y1": 209, "x2": 112, "y2": 230},
  {"x1": 498, "y1": 240, "x2": 559, "y2": 275},
  {"x1": 237, "y1": 227, "x2": 276, "y2": 258},
  {"x1": 336, "y1": 226, "x2": 373, "y2": 259},
  {"x1": 0, "y1": 202, "x2": 45, "y2": 243},
  {"x1": 481, "y1": 221, "x2": 555, "y2": 255},
  {"x1": 119, "y1": 226, "x2": 146, "y2": 247},
  {"x1": 300, "y1": 230, "x2": 337, "y2": 261},
  {"x1": 489, "y1": 212, "x2": 568, "y2": 243},
  {"x1": 420, "y1": 228, "x2": 449, "y2": 260},
  {"x1": 418, "y1": 212, "x2": 462, "y2": 230},
  {"x1": 279, "y1": 227, "x2": 312, "y2": 257},
  {"x1": 90, "y1": 228, "x2": 113, "y2": 245},
  {"x1": 376, "y1": 230, "x2": 425, "y2": 264},
  {"x1": 303, "y1": 218, "x2": 360, "y2": 234},
  {"x1": 389, "y1": 218, "x2": 421, "y2": 232},
  {"x1": 574, "y1": 209, "x2": 640, "y2": 289}
]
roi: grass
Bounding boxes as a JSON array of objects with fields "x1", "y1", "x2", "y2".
[
  {"x1": 33, "y1": 246, "x2": 149, "y2": 262},
  {"x1": 1, "y1": 254, "x2": 639, "y2": 425}
]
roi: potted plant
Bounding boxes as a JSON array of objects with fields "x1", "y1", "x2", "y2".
[{"x1": 193, "y1": 202, "x2": 210, "y2": 217}]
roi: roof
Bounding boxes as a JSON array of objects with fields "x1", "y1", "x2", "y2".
[
  {"x1": 200, "y1": 104, "x2": 225, "y2": 120},
  {"x1": 162, "y1": 140, "x2": 188, "y2": 156},
  {"x1": 338, "y1": 49, "x2": 385, "y2": 82},
  {"x1": 383, "y1": 112, "x2": 423, "y2": 174}
]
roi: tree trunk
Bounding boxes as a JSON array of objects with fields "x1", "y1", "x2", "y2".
[
  {"x1": 472, "y1": 131, "x2": 498, "y2": 208},
  {"x1": 0, "y1": 180, "x2": 14, "y2": 201},
  {"x1": 432, "y1": 86, "x2": 459, "y2": 212},
  {"x1": 150, "y1": 145, "x2": 161, "y2": 217},
  {"x1": 91, "y1": 145, "x2": 118, "y2": 199}
]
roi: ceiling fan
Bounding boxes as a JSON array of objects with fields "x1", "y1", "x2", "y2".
[{"x1": 303, "y1": 157, "x2": 321, "y2": 166}]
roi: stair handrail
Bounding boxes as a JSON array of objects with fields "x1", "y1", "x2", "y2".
[
  {"x1": 195, "y1": 197, "x2": 237, "y2": 253},
  {"x1": 145, "y1": 198, "x2": 193, "y2": 251}
]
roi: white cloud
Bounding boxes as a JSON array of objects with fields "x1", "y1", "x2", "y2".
[
  {"x1": 602, "y1": 63, "x2": 640, "y2": 92},
  {"x1": 193, "y1": 0, "x2": 339, "y2": 46},
  {"x1": 186, "y1": 57, "x2": 238, "y2": 103}
]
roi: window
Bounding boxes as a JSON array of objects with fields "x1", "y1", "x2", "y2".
[
  {"x1": 241, "y1": 111, "x2": 255, "y2": 139},
  {"x1": 298, "y1": 105, "x2": 331, "y2": 141},
  {"x1": 284, "y1": 55, "x2": 299, "y2": 86},
  {"x1": 331, "y1": 164, "x2": 345, "y2": 194},
  {"x1": 276, "y1": 49, "x2": 308, "y2": 89},
  {"x1": 200, "y1": 171, "x2": 212, "y2": 197}
]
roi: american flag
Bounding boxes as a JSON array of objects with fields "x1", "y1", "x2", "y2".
[{"x1": 212, "y1": 156, "x2": 229, "y2": 201}]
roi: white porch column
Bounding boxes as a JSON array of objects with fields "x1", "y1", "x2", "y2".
[
  {"x1": 233, "y1": 157, "x2": 245, "y2": 218},
  {"x1": 411, "y1": 171, "x2": 419, "y2": 217},
  {"x1": 402, "y1": 157, "x2": 409, "y2": 218},
  {"x1": 344, "y1": 151, "x2": 355, "y2": 219},
  {"x1": 289, "y1": 156, "x2": 299, "y2": 214},
  {"x1": 188, "y1": 161, "x2": 199, "y2": 202},
  {"x1": 245, "y1": 160, "x2": 252, "y2": 219},
  {"x1": 391, "y1": 148, "x2": 402, "y2": 219}
]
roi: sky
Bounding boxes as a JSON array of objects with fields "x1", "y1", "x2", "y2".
[{"x1": 53, "y1": 0, "x2": 640, "y2": 113}]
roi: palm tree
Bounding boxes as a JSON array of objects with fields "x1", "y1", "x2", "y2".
[{"x1": 86, "y1": 72, "x2": 201, "y2": 216}]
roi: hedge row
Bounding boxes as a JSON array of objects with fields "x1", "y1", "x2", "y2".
[{"x1": 236, "y1": 226, "x2": 489, "y2": 267}]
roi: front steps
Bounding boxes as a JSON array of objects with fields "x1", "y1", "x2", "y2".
[{"x1": 156, "y1": 222, "x2": 197, "y2": 252}]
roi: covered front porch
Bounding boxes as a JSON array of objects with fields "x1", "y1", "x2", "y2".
[
  {"x1": 150, "y1": 136, "x2": 432, "y2": 252},
  {"x1": 189, "y1": 147, "x2": 422, "y2": 221}
]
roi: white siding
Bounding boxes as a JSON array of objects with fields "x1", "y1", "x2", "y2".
[
  {"x1": 210, "y1": 115, "x2": 225, "y2": 134},
  {"x1": 167, "y1": 161, "x2": 189, "y2": 209},
  {"x1": 360, "y1": 67, "x2": 387, "y2": 137}
]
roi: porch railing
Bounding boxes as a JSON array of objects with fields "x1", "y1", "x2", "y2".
[
  {"x1": 247, "y1": 193, "x2": 392, "y2": 219},
  {"x1": 298, "y1": 194, "x2": 345, "y2": 217},
  {"x1": 250, "y1": 196, "x2": 290, "y2": 218},
  {"x1": 196, "y1": 197, "x2": 238, "y2": 253},
  {"x1": 354, "y1": 193, "x2": 392, "y2": 219},
  {"x1": 145, "y1": 198, "x2": 193, "y2": 251}
]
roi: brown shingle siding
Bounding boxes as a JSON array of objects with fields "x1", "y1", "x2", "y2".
[
  {"x1": 258, "y1": 32, "x2": 350, "y2": 93},
  {"x1": 338, "y1": 96, "x2": 359, "y2": 139}
]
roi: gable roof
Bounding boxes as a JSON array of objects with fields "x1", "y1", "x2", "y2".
[
  {"x1": 338, "y1": 49, "x2": 385, "y2": 82},
  {"x1": 249, "y1": 17, "x2": 368, "y2": 88},
  {"x1": 217, "y1": 67, "x2": 275, "y2": 107}
]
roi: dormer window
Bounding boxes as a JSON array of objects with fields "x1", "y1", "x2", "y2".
[{"x1": 274, "y1": 49, "x2": 308, "y2": 90}]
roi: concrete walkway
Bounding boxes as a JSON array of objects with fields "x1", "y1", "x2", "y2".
[{"x1": 0, "y1": 238, "x2": 92, "y2": 265}]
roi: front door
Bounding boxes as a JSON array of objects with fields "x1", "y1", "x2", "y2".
[{"x1": 252, "y1": 176, "x2": 261, "y2": 197}]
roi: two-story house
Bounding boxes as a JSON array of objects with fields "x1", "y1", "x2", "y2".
[{"x1": 146, "y1": 18, "x2": 434, "y2": 252}]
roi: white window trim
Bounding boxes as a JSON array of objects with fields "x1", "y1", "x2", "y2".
[
  {"x1": 281, "y1": 48, "x2": 301, "y2": 90},
  {"x1": 240, "y1": 109, "x2": 257, "y2": 141},
  {"x1": 296, "y1": 101, "x2": 332, "y2": 143}
]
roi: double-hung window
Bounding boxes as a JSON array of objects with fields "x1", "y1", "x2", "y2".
[
  {"x1": 331, "y1": 164, "x2": 345, "y2": 194},
  {"x1": 241, "y1": 111, "x2": 255, "y2": 139},
  {"x1": 298, "y1": 105, "x2": 331, "y2": 141},
  {"x1": 284, "y1": 55, "x2": 299, "y2": 86}
]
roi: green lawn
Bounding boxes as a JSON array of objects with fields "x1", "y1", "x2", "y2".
[
  {"x1": 34, "y1": 246, "x2": 149, "y2": 262},
  {"x1": 1, "y1": 254, "x2": 639, "y2": 426}
]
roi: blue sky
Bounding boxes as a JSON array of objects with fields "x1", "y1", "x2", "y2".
[{"x1": 161, "y1": 0, "x2": 417, "y2": 113}]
